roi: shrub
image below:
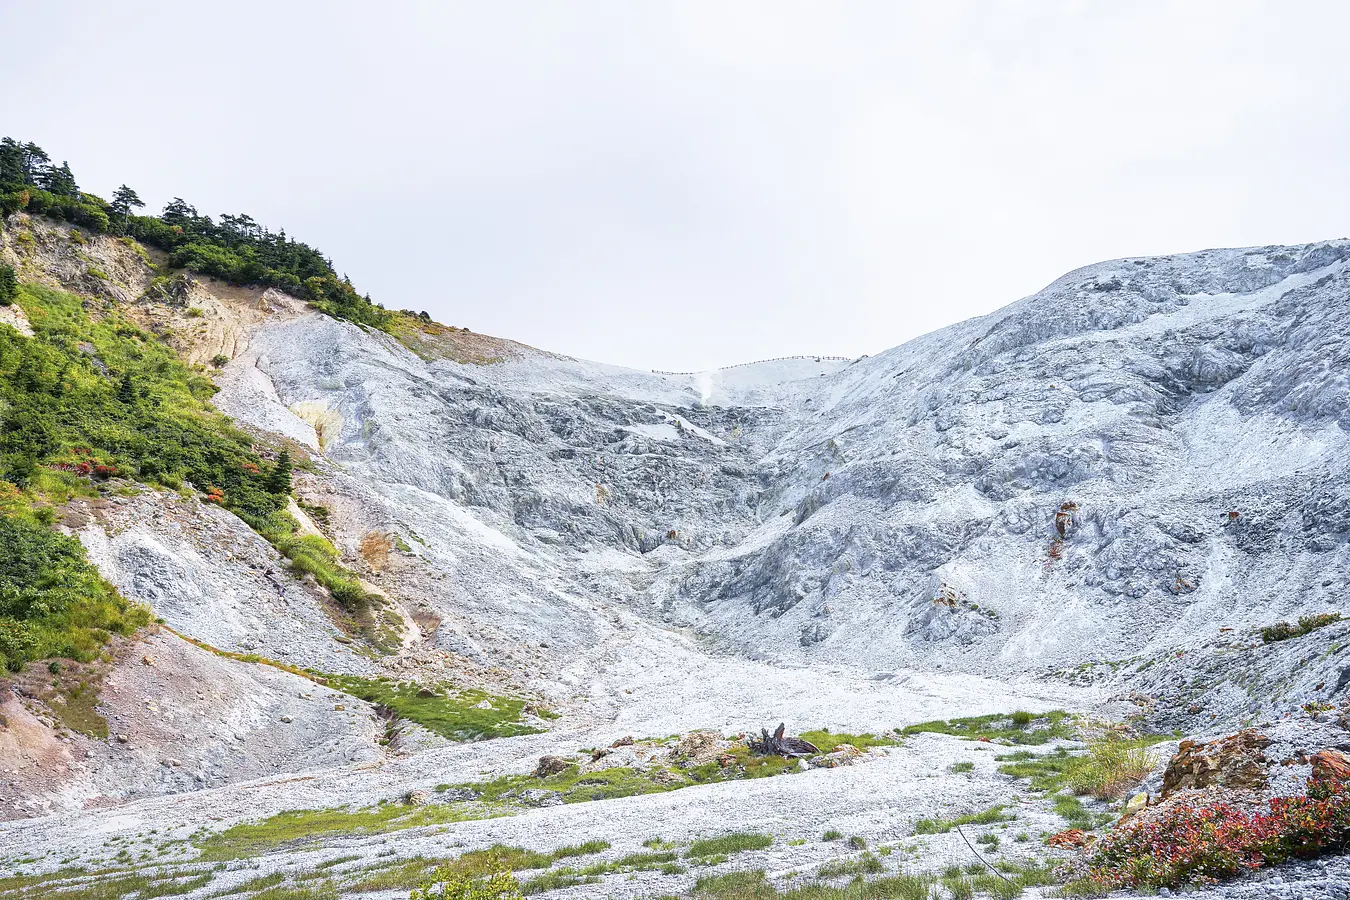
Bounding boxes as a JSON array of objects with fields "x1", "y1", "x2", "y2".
[
  {"x1": 1084, "y1": 775, "x2": 1350, "y2": 889},
  {"x1": 0, "y1": 263, "x2": 16, "y2": 306},
  {"x1": 1262, "y1": 613, "x2": 1343, "y2": 644},
  {"x1": 411, "y1": 862, "x2": 521, "y2": 900}
]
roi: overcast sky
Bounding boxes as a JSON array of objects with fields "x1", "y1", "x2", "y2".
[{"x1": 5, "y1": 1, "x2": 1348, "y2": 370}]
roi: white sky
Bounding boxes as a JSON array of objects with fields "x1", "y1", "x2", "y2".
[{"x1": 4, "y1": 1, "x2": 1348, "y2": 371}]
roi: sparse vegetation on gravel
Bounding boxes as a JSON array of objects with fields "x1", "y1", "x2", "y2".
[
  {"x1": 323, "y1": 675, "x2": 543, "y2": 741},
  {"x1": 688, "y1": 868, "x2": 938, "y2": 899},
  {"x1": 902, "y1": 711, "x2": 1073, "y2": 745},
  {"x1": 194, "y1": 803, "x2": 493, "y2": 861},
  {"x1": 913, "y1": 804, "x2": 1014, "y2": 835}
]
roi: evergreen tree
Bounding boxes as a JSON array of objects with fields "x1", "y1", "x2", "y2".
[
  {"x1": 110, "y1": 185, "x2": 144, "y2": 234},
  {"x1": 0, "y1": 138, "x2": 26, "y2": 187},
  {"x1": 267, "y1": 448, "x2": 292, "y2": 496},
  {"x1": 20, "y1": 142, "x2": 50, "y2": 183},
  {"x1": 39, "y1": 161, "x2": 78, "y2": 197},
  {"x1": 161, "y1": 197, "x2": 197, "y2": 227},
  {"x1": 0, "y1": 264, "x2": 16, "y2": 306},
  {"x1": 117, "y1": 373, "x2": 137, "y2": 405}
]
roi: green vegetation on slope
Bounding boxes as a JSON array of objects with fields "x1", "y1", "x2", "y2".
[
  {"x1": 0, "y1": 136, "x2": 392, "y2": 331},
  {"x1": 0, "y1": 283, "x2": 288, "y2": 514},
  {"x1": 1261, "y1": 612, "x2": 1343, "y2": 644},
  {"x1": 0, "y1": 282, "x2": 388, "y2": 669},
  {"x1": 0, "y1": 512, "x2": 148, "y2": 671},
  {"x1": 901, "y1": 710, "x2": 1073, "y2": 745},
  {"x1": 322, "y1": 675, "x2": 543, "y2": 741}
]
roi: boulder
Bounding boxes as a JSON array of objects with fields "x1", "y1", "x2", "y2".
[
  {"x1": 1311, "y1": 748, "x2": 1350, "y2": 783},
  {"x1": 1160, "y1": 729, "x2": 1271, "y2": 798},
  {"x1": 534, "y1": 755, "x2": 571, "y2": 778},
  {"x1": 810, "y1": 744, "x2": 864, "y2": 769},
  {"x1": 1047, "y1": 829, "x2": 1092, "y2": 849},
  {"x1": 672, "y1": 731, "x2": 724, "y2": 764}
]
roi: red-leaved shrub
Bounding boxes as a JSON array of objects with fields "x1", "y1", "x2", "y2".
[{"x1": 1086, "y1": 776, "x2": 1350, "y2": 889}]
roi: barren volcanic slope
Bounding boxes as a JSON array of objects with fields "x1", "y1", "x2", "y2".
[{"x1": 2, "y1": 209, "x2": 1350, "y2": 900}]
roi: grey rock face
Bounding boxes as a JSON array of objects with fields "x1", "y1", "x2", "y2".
[{"x1": 215, "y1": 240, "x2": 1350, "y2": 730}]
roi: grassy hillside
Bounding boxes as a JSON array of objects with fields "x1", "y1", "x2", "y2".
[{"x1": 0, "y1": 281, "x2": 388, "y2": 670}]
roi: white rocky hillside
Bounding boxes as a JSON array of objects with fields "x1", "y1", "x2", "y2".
[{"x1": 214, "y1": 239, "x2": 1350, "y2": 733}]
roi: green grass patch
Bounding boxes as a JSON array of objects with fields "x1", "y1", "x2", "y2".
[
  {"x1": 194, "y1": 802, "x2": 493, "y2": 861},
  {"x1": 902, "y1": 710, "x2": 1073, "y2": 745},
  {"x1": 551, "y1": 840, "x2": 610, "y2": 859},
  {"x1": 817, "y1": 852, "x2": 884, "y2": 877},
  {"x1": 321, "y1": 675, "x2": 541, "y2": 742},
  {"x1": 519, "y1": 871, "x2": 602, "y2": 895},
  {"x1": 249, "y1": 882, "x2": 339, "y2": 900},
  {"x1": 138, "y1": 873, "x2": 213, "y2": 897},
  {"x1": 687, "y1": 832, "x2": 773, "y2": 858},
  {"x1": 996, "y1": 747, "x2": 1078, "y2": 792},
  {"x1": 341, "y1": 858, "x2": 450, "y2": 893},
  {"x1": 469, "y1": 762, "x2": 672, "y2": 806},
  {"x1": 798, "y1": 729, "x2": 902, "y2": 753},
  {"x1": 1051, "y1": 794, "x2": 1112, "y2": 831},
  {"x1": 914, "y1": 804, "x2": 1013, "y2": 835},
  {"x1": 212, "y1": 872, "x2": 285, "y2": 894}
]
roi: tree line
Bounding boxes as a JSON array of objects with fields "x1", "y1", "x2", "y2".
[{"x1": 0, "y1": 137, "x2": 393, "y2": 330}]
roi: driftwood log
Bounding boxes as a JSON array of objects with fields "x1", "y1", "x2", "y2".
[{"x1": 748, "y1": 723, "x2": 819, "y2": 758}]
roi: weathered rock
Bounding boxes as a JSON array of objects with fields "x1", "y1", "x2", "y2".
[
  {"x1": 1047, "y1": 828, "x2": 1092, "y2": 849},
  {"x1": 1160, "y1": 730, "x2": 1272, "y2": 798},
  {"x1": 534, "y1": 755, "x2": 571, "y2": 778},
  {"x1": 1310, "y1": 748, "x2": 1350, "y2": 783},
  {"x1": 673, "y1": 731, "x2": 724, "y2": 764},
  {"x1": 809, "y1": 744, "x2": 863, "y2": 769}
]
